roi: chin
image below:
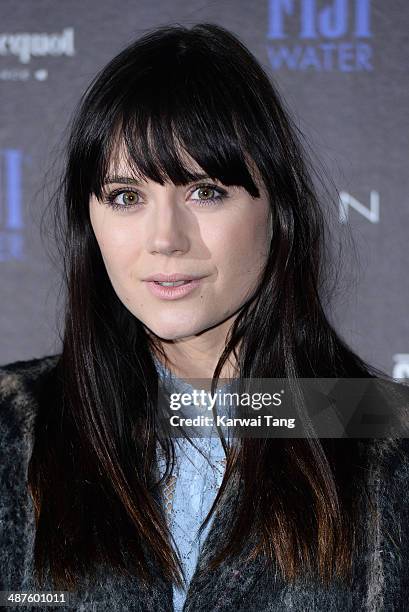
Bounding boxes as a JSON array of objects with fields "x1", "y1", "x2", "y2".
[{"x1": 143, "y1": 321, "x2": 199, "y2": 341}]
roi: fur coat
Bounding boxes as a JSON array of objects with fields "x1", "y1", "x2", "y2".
[{"x1": 1, "y1": 355, "x2": 408, "y2": 611}]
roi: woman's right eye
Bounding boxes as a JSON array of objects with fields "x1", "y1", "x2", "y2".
[{"x1": 104, "y1": 189, "x2": 142, "y2": 212}]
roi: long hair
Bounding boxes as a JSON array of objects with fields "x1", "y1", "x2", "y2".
[{"x1": 29, "y1": 22, "x2": 388, "y2": 591}]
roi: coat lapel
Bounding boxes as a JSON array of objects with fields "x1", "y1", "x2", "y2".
[
  {"x1": 182, "y1": 471, "x2": 272, "y2": 611},
  {"x1": 181, "y1": 457, "x2": 368, "y2": 612}
]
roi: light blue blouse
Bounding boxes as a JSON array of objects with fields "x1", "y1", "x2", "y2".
[{"x1": 153, "y1": 357, "x2": 233, "y2": 612}]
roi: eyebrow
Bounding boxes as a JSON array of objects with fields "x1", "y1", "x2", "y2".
[{"x1": 103, "y1": 173, "x2": 215, "y2": 185}]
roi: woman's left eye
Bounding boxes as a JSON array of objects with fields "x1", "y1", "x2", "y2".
[{"x1": 190, "y1": 184, "x2": 228, "y2": 207}]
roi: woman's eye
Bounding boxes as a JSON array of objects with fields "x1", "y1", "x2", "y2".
[
  {"x1": 190, "y1": 184, "x2": 228, "y2": 206},
  {"x1": 105, "y1": 189, "x2": 141, "y2": 212}
]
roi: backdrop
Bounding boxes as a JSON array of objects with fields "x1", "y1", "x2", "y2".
[{"x1": 1, "y1": 0, "x2": 408, "y2": 378}]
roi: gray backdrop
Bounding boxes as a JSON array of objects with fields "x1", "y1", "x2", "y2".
[{"x1": 1, "y1": 0, "x2": 408, "y2": 378}]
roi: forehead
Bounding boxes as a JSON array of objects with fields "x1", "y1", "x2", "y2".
[
  {"x1": 107, "y1": 144, "x2": 263, "y2": 187},
  {"x1": 102, "y1": 127, "x2": 265, "y2": 199},
  {"x1": 106, "y1": 135, "x2": 206, "y2": 182}
]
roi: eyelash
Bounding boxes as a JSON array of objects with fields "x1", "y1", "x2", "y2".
[{"x1": 102, "y1": 183, "x2": 228, "y2": 213}]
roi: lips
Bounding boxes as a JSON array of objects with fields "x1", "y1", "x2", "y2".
[
  {"x1": 144, "y1": 273, "x2": 204, "y2": 282},
  {"x1": 145, "y1": 277, "x2": 203, "y2": 300}
]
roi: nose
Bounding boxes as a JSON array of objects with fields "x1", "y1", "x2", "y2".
[{"x1": 147, "y1": 194, "x2": 190, "y2": 256}]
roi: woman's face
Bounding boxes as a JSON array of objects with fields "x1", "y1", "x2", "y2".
[{"x1": 89, "y1": 149, "x2": 272, "y2": 341}]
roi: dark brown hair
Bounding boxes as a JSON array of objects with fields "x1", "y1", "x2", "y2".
[{"x1": 29, "y1": 22, "x2": 388, "y2": 591}]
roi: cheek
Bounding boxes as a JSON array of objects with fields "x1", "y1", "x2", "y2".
[
  {"x1": 93, "y1": 220, "x2": 142, "y2": 273},
  {"x1": 205, "y1": 211, "x2": 270, "y2": 273}
]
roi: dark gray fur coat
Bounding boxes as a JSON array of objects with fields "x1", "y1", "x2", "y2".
[{"x1": 1, "y1": 354, "x2": 408, "y2": 611}]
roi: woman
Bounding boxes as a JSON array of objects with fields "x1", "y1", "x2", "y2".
[{"x1": 1, "y1": 22, "x2": 408, "y2": 612}]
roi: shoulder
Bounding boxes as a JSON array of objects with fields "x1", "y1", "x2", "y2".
[
  {"x1": 359, "y1": 437, "x2": 409, "y2": 609},
  {"x1": 0, "y1": 353, "x2": 60, "y2": 398},
  {"x1": 366, "y1": 436, "x2": 409, "y2": 482},
  {"x1": 0, "y1": 353, "x2": 61, "y2": 509},
  {"x1": 364, "y1": 437, "x2": 409, "y2": 511},
  {"x1": 0, "y1": 355, "x2": 61, "y2": 586},
  {"x1": 360, "y1": 377, "x2": 409, "y2": 495},
  {"x1": 0, "y1": 353, "x2": 61, "y2": 452},
  {"x1": 0, "y1": 353, "x2": 60, "y2": 385}
]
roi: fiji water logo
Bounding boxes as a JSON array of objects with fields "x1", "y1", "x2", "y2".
[
  {"x1": 0, "y1": 149, "x2": 24, "y2": 261},
  {"x1": 267, "y1": 0, "x2": 372, "y2": 71}
]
